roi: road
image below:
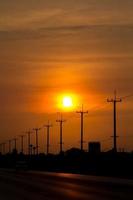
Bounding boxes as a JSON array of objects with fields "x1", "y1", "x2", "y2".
[{"x1": 0, "y1": 170, "x2": 133, "y2": 200}]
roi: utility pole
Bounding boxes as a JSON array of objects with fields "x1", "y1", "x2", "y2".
[
  {"x1": 56, "y1": 115, "x2": 66, "y2": 154},
  {"x1": 44, "y1": 121, "x2": 52, "y2": 155},
  {"x1": 107, "y1": 91, "x2": 122, "y2": 153},
  {"x1": 2, "y1": 143, "x2": 6, "y2": 155},
  {"x1": 0, "y1": 143, "x2": 2, "y2": 154},
  {"x1": 13, "y1": 138, "x2": 17, "y2": 151},
  {"x1": 33, "y1": 128, "x2": 41, "y2": 155},
  {"x1": 33, "y1": 146, "x2": 36, "y2": 155},
  {"x1": 76, "y1": 105, "x2": 88, "y2": 151},
  {"x1": 19, "y1": 135, "x2": 25, "y2": 154},
  {"x1": 8, "y1": 140, "x2": 11, "y2": 153},
  {"x1": 26, "y1": 130, "x2": 32, "y2": 156},
  {"x1": 30, "y1": 144, "x2": 33, "y2": 156}
]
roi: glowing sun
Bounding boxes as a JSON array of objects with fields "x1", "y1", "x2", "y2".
[
  {"x1": 63, "y1": 96, "x2": 73, "y2": 108},
  {"x1": 57, "y1": 93, "x2": 78, "y2": 111}
]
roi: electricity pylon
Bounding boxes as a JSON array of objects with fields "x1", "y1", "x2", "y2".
[
  {"x1": 44, "y1": 121, "x2": 52, "y2": 155},
  {"x1": 107, "y1": 91, "x2": 122, "y2": 153},
  {"x1": 76, "y1": 105, "x2": 88, "y2": 151}
]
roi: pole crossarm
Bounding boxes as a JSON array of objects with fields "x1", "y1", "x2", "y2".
[{"x1": 107, "y1": 99, "x2": 122, "y2": 103}]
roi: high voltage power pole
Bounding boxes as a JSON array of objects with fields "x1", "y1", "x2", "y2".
[
  {"x1": 56, "y1": 116, "x2": 66, "y2": 154},
  {"x1": 33, "y1": 127, "x2": 41, "y2": 155},
  {"x1": 76, "y1": 105, "x2": 88, "y2": 151},
  {"x1": 107, "y1": 91, "x2": 122, "y2": 153},
  {"x1": 44, "y1": 121, "x2": 52, "y2": 155}
]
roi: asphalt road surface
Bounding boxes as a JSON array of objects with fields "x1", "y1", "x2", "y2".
[{"x1": 0, "y1": 170, "x2": 133, "y2": 200}]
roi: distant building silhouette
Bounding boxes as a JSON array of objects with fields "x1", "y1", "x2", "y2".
[{"x1": 88, "y1": 142, "x2": 101, "y2": 154}]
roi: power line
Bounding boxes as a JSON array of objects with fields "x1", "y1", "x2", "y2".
[{"x1": 121, "y1": 93, "x2": 133, "y2": 100}]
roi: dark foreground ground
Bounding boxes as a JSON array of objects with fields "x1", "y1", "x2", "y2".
[
  {"x1": 0, "y1": 151, "x2": 133, "y2": 179},
  {"x1": 0, "y1": 170, "x2": 133, "y2": 200}
]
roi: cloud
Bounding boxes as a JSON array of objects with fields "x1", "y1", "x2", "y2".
[{"x1": 0, "y1": 0, "x2": 133, "y2": 31}]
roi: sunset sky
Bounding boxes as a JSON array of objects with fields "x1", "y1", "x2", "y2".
[{"x1": 0, "y1": 0, "x2": 133, "y2": 153}]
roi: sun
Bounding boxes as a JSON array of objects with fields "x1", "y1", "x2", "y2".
[
  {"x1": 56, "y1": 93, "x2": 79, "y2": 111},
  {"x1": 63, "y1": 96, "x2": 73, "y2": 108}
]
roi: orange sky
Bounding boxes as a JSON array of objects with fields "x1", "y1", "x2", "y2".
[{"x1": 0, "y1": 0, "x2": 133, "y2": 153}]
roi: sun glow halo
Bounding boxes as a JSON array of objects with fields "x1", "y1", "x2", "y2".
[
  {"x1": 57, "y1": 93, "x2": 79, "y2": 111},
  {"x1": 63, "y1": 96, "x2": 73, "y2": 108}
]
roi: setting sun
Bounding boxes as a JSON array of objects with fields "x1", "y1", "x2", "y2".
[
  {"x1": 56, "y1": 93, "x2": 79, "y2": 111},
  {"x1": 63, "y1": 96, "x2": 73, "y2": 108}
]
